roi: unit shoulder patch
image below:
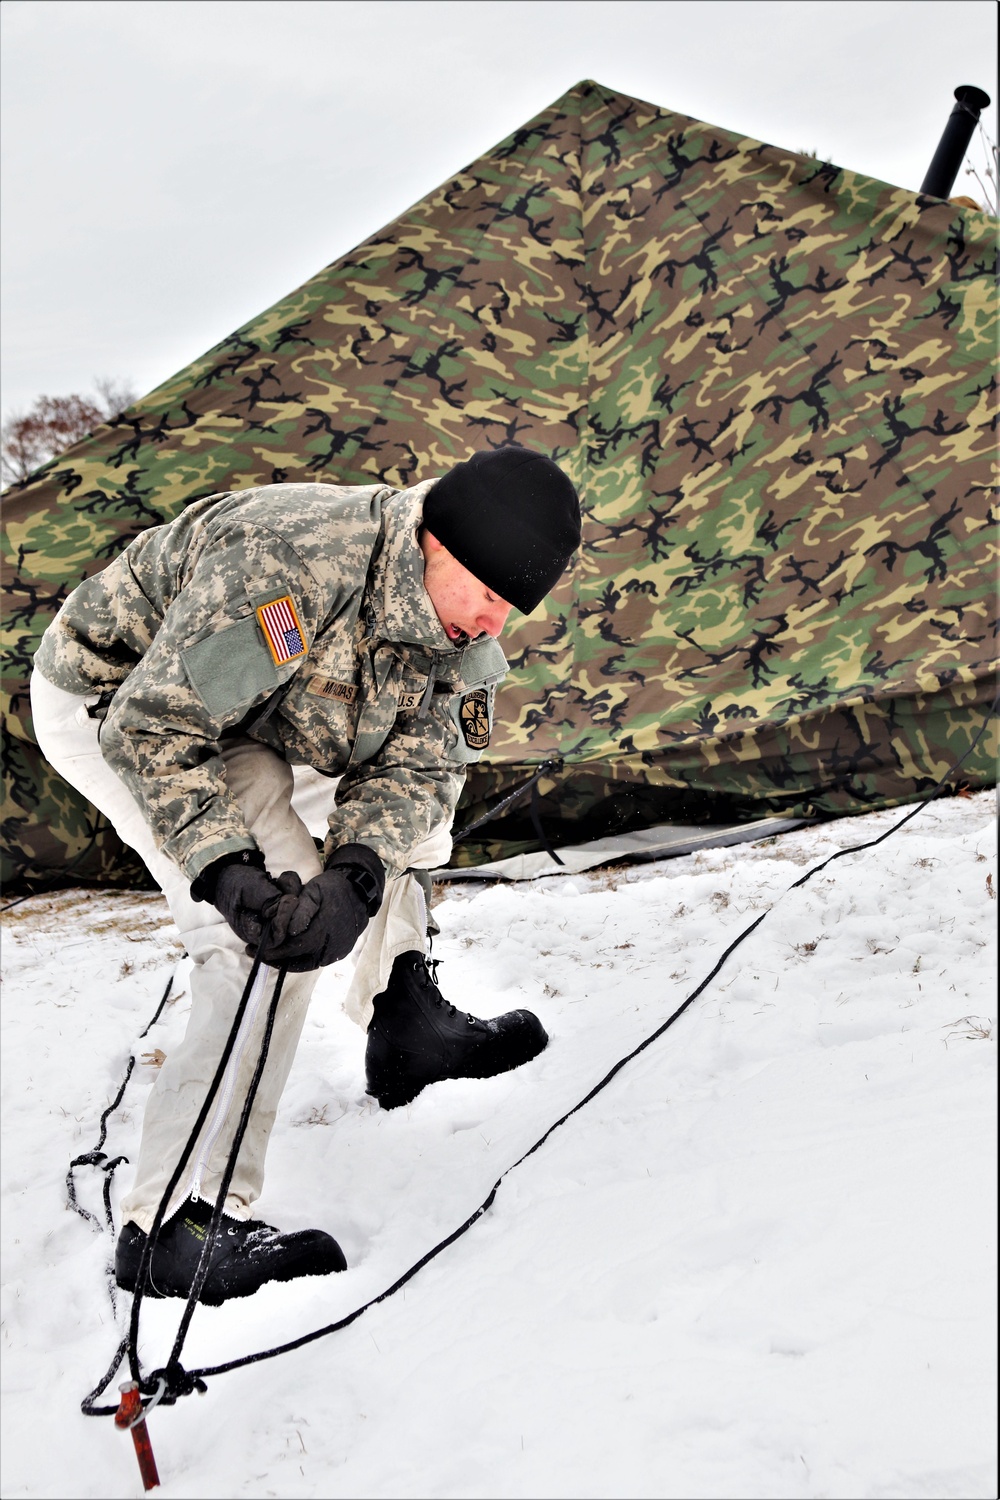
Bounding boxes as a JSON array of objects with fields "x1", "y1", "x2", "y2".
[
  {"x1": 256, "y1": 595, "x2": 307, "y2": 667},
  {"x1": 459, "y1": 688, "x2": 491, "y2": 750}
]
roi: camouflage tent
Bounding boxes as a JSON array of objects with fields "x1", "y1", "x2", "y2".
[{"x1": 2, "y1": 78, "x2": 997, "y2": 890}]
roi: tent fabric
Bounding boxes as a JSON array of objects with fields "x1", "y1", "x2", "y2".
[
  {"x1": 2, "y1": 78, "x2": 997, "y2": 890},
  {"x1": 435, "y1": 817, "x2": 812, "y2": 884},
  {"x1": 283, "y1": 766, "x2": 809, "y2": 883}
]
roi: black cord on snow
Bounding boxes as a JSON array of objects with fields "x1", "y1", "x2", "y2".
[
  {"x1": 0, "y1": 889, "x2": 41, "y2": 914},
  {"x1": 67, "y1": 972, "x2": 178, "y2": 1234},
  {"x1": 122, "y1": 949, "x2": 287, "y2": 1387},
  {"x1": 65, "y1": 970, "x2": 179, "y2": 1331},
  {"x1": 80, "y1": 701, "x2": 998, "y2": 1416},
  {"x1": 80, "y1": 942, "x2": 289, "y2": 1411},
  {"x1": 156, "y1": 964, "x2": 287, "y2": 1383}
]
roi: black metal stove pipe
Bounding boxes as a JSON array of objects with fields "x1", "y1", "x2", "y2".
[{"x1": 920, "y1": 85, "x2": 991, "y2": 199}]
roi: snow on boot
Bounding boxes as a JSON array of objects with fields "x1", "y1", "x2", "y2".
[
  {"x1": 115, "y1": 1195, "x2": 346, "y2": 1305},
  {"x1": 365, "y1": 951, "x2": 548, "y2": 1109}
]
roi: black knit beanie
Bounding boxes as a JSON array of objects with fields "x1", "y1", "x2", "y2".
[{"x1": 423, "y1": 446, "x2": 581, "y2": 614}]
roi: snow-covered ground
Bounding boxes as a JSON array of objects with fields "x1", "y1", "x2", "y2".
[{"x1": 1, "y1": 791, "x2": 996, "y2": 1500}]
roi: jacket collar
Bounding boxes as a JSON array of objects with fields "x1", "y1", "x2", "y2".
[{"x1": 370, "y1": 480, "x2": 456, "y2": 655}]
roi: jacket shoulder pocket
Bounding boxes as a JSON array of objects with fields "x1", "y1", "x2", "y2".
[
  {"x1": 181, "y1": 615, "x2": 284, "y2": 718},
  {"x1": 458, "y1": 636, "x2": 508, "y2": 689}
]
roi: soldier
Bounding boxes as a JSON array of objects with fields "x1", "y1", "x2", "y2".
[{"x1": 30, "y1": 445, "x2": 581, "y2": 1304}]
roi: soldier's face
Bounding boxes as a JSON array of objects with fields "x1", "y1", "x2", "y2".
[{"x1": 420, "y1": 529, "x2": 513, "y2": 643}]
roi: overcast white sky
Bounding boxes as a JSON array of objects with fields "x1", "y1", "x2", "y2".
[{"x1": 1, "y1": 0, "x2": 996, "y2": 418}]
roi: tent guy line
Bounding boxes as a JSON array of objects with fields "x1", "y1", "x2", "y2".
[
  {"x1": 76, "y1": 696, "x2": 996, "y2": 1467},
  {"x1": 66, "y1": 970, "x2": 179, "y2": 1242}
]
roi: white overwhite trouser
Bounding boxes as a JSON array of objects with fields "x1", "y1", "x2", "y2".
[{"x1": 30, "y1": 671, "x2": 451, "y2": 1232}]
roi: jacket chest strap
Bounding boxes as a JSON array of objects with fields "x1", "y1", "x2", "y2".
[{"x1": 417, "y1": 663, "x2": 437, "y2": 718}]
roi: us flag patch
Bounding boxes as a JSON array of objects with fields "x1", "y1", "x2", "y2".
[{"x1": 256, "y1": 595, "x2": 307, "y2": 666}]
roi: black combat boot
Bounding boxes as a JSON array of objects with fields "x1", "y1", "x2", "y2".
[
  {"x1": 115, "y1": 1195, "x2": 346, "y2": 1304},
  {"x1": 365, "y1": 951, "x2": 548, "y2": 1109}
]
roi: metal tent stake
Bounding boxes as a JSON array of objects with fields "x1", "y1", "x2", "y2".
[{"x1": 115, "y1": 1382, "x2": 160, "y2": 1491}]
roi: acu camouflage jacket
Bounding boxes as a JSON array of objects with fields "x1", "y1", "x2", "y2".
[{"x1": 34, "y1": 480, "x2": 508, "y2": 881}]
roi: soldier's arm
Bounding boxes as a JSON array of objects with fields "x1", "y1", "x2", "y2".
[{"x1": 99, "y1": 521, "x2": 326, "y2": 881}]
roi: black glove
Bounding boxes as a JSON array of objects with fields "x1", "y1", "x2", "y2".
[
  {"x1": 257, "y1": 844, "x2": 385, "y2": 973},
  {"x1": 192, "y1": 850, "x2": 303, "y2": 951}
]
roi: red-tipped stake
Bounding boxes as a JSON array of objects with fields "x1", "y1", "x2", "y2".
[{"x1": 115, "y1": 1382, "x2": 160, "y2": 1491}]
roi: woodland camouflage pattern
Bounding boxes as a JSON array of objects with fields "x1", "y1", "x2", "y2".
[
  {"x1": 34, "y1": 481, "x2": 506, "y2": 880},
  {"x1": 2, "y1": 79, "x2": 997, "y2": 887}
]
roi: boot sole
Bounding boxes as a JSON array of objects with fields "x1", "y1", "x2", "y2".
[
  {"x1": 370, "y1": 1080, "x2": 422, "y2": 1110},
  {"x1": 116, "y1": 1256, "x2": 345, "y2": 1303}
]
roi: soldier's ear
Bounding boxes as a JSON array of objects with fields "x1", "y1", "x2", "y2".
[{"x1": 420, "y1": 527, "x2": 445, "y2": 555}]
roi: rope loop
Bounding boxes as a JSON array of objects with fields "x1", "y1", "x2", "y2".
[
  {"x1": 120, "y1": 1375, "x2": 169, "y2": 1427},
  {"x1": 142, "y1": 1363, "x2": 207, "y2": 1406},
  {"x1": 70, "y1": 1149, "x2": 108, "y2": 1169}
]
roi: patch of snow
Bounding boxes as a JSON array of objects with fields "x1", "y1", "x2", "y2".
[{"x1": 1, "y1": 792, "x2": 996, "y2": 1498}]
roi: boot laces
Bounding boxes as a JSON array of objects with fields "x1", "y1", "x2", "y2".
[{"x1": 415, "y1": 955, "x2": 464, "y2": 1019}]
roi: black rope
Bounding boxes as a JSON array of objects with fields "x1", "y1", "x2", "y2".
[
  {"x1": 66, "y1": 972, "x2": 177, "y2": 1234},
  {"x1": 81, "y1": 700, "x2": 997, "y2": 1412},
  {"x1": 529, "y1": 776, "x2": 565, "y2": 867},
  {"x1": 0, "y1": 889, "x2": 41, "y2": 914},
  {"x1": 452, "y1": 759, "x2": 563, "y2": 842},
  {"x1": 163, "y1": 967, "x2": 287, "y2": 1376},
  {"x1": 81, "y1": 944, "x2": 288, "y2": 1412},
  {"x1": 188, "y1": 756, "x2": 990, "y2": 1381},
  {"x1": 81, "y1": 1335, "x2": 132, "y2": 1418},
  {"x1": 123, "y1": 949, "x2": 277, "y2": 1383},
  {"x1": 136, "y1": 973, "x2": 182, "y2": 1041}
]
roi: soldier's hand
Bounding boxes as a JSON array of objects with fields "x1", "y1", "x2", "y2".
[
  {"x1": 257, "y1": 844, "x2": 385, "y2": 972},
  {"x1": 209, "y1": 862, "x2": 303, "y2": 950}
]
